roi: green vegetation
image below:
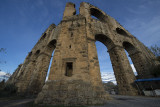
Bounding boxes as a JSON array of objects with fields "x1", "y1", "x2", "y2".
[{"x1": 150, "y1": 65, "x2": 160, "y2": 77}]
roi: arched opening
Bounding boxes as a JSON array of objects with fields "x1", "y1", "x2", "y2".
[
  {"x1": 95, "y1": 34, "x2": 114, "y2": 49},
  {"x1": 35, "y1": 50, "x2": 40, "y2": 56},
  {"x1": 116, "y1": 28, "x2": 129, "y2": 37},
  {"x1": 95, "y1": 34, "x2": 117, "y2": 94},
  {"x1": 123, "y1": 42, "x2": 137, "y2": 55},
  {"x1": 45, "y1": 40, "x2": 57, "y2": 81},
  {"x1": 45, "y1": 50, "x2": 55, "y2": 81},
  {"x1": 47, "y1": 40, "x2": 56, "y2": 50},
  {"x1": 123, "y1": 42, "x2": 138, "y2": 77},
  {"x1": 27, "y1": 51, "x2": 32, "y2": 59},
  {"x1": 40, "y1": 33, "x2": 46, "y2": 40},
  {"x1": 90, "y1": 8, "x2": 106, "y2": 22}
]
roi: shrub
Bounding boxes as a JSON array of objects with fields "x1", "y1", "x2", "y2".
[
  {"x1": 150, "y1": 64, "x2": 160, "y2": 77},
  {"x1": 0, "y1": 83, "x2": 18, "y2": 97},
  {"x1": 4, "y1": 83, "x2": 17, "y2": 94}
]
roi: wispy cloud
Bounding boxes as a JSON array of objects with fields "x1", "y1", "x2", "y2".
[
  {"x1": 101, "y1": 72, "x2": 116, "y2": 84},
  {"x1": 122, "y1": 1, "x2": 160, "y2": 46},
  {"x1": 126, "y1": 15, "x2": 160, "y2": 46},
  {"x1": 126, "y1": 6, "x2": 147, "y2": 15},
  {"x1": 101, "y1": 64, "x2": 137, "y2": 84}
]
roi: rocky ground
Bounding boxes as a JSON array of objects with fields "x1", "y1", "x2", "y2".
[{"x1": 0, "y1": 95, "x2": 160, "y2": 107}]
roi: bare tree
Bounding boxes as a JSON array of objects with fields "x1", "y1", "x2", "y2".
[{"x1": 150, "y1": 45, "x2": 160, "y2": 57}]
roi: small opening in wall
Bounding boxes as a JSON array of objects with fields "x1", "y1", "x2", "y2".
[
  {"x1": 35, "y1": 50, "x2": 40, "y2": 55},
  {"x1": 28, "y1": 51, "x2": 32, "y2": 57},
  {"x1": 71, "y1": 32, "x2": 73, "y2": 37},
  {"x1": 90, "y1": 8, "x2": 106, "y2": 22},
  {"x1": 65, "y1": 62, "x2": 73, "y2": 77},
  {"x1": 69, "y1": 45, "x2": 71, "y2": 49},
  {"x1": 43, "y1": 33, "x2": 46, "y2": 38},
  {"x1": 116, "y1": 28, "x2": 129, "y2": 37},
  {"x1": 40, "y1": 33, "x2": 46, "y2": 40}
]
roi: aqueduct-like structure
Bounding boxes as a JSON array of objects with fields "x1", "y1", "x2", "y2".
[{"x1": 7, "y1": 2, "x2": 159, "y2": 105}]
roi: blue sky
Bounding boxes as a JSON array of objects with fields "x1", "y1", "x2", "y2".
[{"x1": 0, "y1": 0, "x2": 160, "y2": 75}]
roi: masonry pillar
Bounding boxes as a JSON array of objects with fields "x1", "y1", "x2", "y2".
[
  {"x1": 129, "y1": 52, "x2": 150, "y2": 78},
  {"x1": 63, "y1": 2, "x2": 76, "y2": 20},
  {"x1": 16, "y1": 61, "x2": 36, "y2": 94},
  {"x1": 27, "y1": 52, "x2": 53, "y2": 94},
  {"x1": 108, "y1": 46, "x2": 138, "y2": 95},
  {"x1": 87, "y1": 39, "x2": 104, "y2": 90}
]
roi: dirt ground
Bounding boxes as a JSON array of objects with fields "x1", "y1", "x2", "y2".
[
  {"x1": 0, "y1": 95, "x2": 160, "y2": 107},
  {"x1": 0, "y1": 98, "x2": 34, "y2": 107},
  {"x1": 94, "y1": 95, "x2": 160, "y2": 107}
]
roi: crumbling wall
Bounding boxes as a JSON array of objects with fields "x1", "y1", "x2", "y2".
[
  {"x1": 79, "y1": 2, "x2": 159, "y2": 95},
  {"x1": 7, "y1": 2, "x2": 159, "y2": 105},
  {"x1": 7, "y1": 24, "x2": 58, "y2": 95}
]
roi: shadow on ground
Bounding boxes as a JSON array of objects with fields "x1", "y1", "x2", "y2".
[{"x1": 0, "y1": 95, "x2": 160, "y2": 107}]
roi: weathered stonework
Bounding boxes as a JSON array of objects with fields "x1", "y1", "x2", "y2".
[{"x1": 7, "y1": 2, "x2": 159, "y2": 105}]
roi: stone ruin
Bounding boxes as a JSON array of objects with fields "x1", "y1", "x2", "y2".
[{"x1": 7, "y1": 2, "x2": 159, "y2": 105}]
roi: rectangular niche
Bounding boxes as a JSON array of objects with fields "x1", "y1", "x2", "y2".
[
  {"x1": 65, "y1": 62, "x2": 73, "y2": 77},
  {"x1": 62, "y1": 58, "x2": 76, "y2": 77}
]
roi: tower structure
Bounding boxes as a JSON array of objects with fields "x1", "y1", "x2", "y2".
[{"x1": 7, "y1": 2, "x2": 159, "y2": 105}]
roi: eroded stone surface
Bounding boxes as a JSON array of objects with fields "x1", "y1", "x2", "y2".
[
  {"x1": 7, "y1": 2, "x2": 159, "y2": 105},
  {"x1": 35, "y1": 80, "x2": 107, "y2": 105}
]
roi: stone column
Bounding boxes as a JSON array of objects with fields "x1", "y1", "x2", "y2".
[
  {"x1": 87, "y1": 39, "x2": 104, "y2": 91},
  {"x1": 27, "y1": 52, "x2": 53, "y2": 94},
  {"x1": 108, "y1": 46, "x2": 138, "y2": 95},
  {"x1": 129, "y1": 52, "x2": 150, "y2": 78}
]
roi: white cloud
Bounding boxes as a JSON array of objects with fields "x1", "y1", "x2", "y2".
[
  {"x1": 131, "y1": 64, "x2": 138, "y2": 76},
  {"x1": 45, "y1": 76, "x2": 48, "y2": 81},
  {"x1": 0, "y1": 71, "x2": 10, "y2": 82},
  {"x1": 101, "y1": 72, "x2": 116, "y2": 84},
  {"x1": 124, "y1": 12, "x2": 160, "y2": 46},
  {"x1": 130, "y1": 64, "x2": 137, "y2": 74},
  {"x1": 0, "y1": 71, "x2": 6, "y2": 76},
  {"x1": 101, "y1": 64, "x2": 137, "y2": 85}
]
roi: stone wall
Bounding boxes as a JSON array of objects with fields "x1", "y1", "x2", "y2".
[
  {"x1": 7, "y1": 24, "x2": 58, "y2": 95},
  {"x1": 7, "y1": 1, "x2": 160, "y2": 105}
]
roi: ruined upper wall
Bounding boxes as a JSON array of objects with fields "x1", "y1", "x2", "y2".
[
  {"x1": 63, "y1": 2, "x2": 76, "y2": 20},
  {"x1": 78, "y1": 2, "x2": 159, "y2": 76},
  {"x1": 61, "y1": 2, "x2": 158, "y2": 69},
  {"x1": 7, "y1": 2, "x2": 159, "y2": 97}
]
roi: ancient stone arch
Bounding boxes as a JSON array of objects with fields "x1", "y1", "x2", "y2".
[{"x1": 7, "y1": 2, "x2": 159, "y2": 105}]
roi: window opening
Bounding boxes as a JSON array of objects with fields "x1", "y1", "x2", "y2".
[
  {"x1": 65, "y1": 62, "x2": 73, "y2": 77},
  {"x1": 35, "y1": 50, "x2": 40, "y2": 55},
  {"x1": 90, "y1": 8, "x2": 106, "y2": 22},
  {"x1": 71, "y1": 32, "x2": 73, "y2": 37}
]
